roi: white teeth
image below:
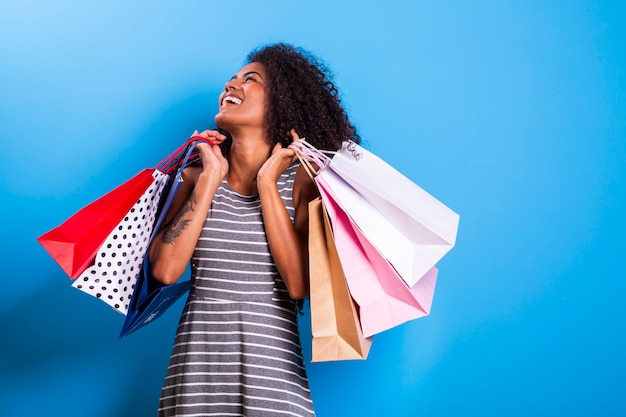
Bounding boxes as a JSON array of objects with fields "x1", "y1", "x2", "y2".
[{"x1": 223, "y1": 96, "x2": 242, "y2": 105}]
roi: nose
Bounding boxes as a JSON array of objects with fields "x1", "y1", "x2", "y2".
[{"x1": 224, "y1": 78, "x2": 239, "y2": 92}]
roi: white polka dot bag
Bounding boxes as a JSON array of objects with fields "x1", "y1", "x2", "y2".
[{"x1": 72, "y1": 170, "x2": 169, "y2": 314}]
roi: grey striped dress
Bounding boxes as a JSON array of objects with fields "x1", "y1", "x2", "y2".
[{"x1": 158, "y1": 163, "x2": 315, "y2": 417}]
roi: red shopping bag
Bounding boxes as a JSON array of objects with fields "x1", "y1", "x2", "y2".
[
  {"x1": 37, "y1": 169, "x2": 156, "y2": 278},
  {"x1": 37, "y1": 135, "x2": 212, "y2": 279}
]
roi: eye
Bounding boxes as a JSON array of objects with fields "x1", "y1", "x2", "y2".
[{"x1": 243, "y1": 75, "x2": 257, "y2": 83}]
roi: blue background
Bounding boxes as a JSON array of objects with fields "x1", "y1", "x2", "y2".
[{"x1": 1, "y1": 1, "x2": 624, "y2": 416}]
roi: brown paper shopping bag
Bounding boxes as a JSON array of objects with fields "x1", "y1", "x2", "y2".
[{"x1": 308, "y1": 197, "x2": 372, "y2": 362}]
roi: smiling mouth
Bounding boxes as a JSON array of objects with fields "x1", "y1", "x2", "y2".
[{"x1": 222, "y1": 96, "x2": 242, "y2": 106}]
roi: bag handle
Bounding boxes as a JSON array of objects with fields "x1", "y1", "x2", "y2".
[
  {"x1": 156, "y1": 136, "x2": 215, "y2": 175},
  {"x1": 290, "y1": 139, "x2": 336, "y2": 181},
  {"x1": 150, "y1": 141, "x2": 201, "y2": 240},
  {"x1": 290, "y1": 140, "x2": 333, "y2": 167},
  {"x1": 295, "y1": 152, "x2": 317, "y2": 182},
  {"x1": 290, "y1": 140, "x2": 318, "y2": 181}
]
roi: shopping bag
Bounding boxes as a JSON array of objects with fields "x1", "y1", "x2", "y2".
[
  {"x1": 293, "y1": 139, "x2": 459, "y2": 288},
  {"x1": 118, "y1": 141, "x2": 202, "y2": 338},
  {"x1": 71, "y1": 170, "x2": 170, "y2": 314},
  {"x1": 118, "y1": 267, "x2": 191, "y2": 338},
  {"x1": 37, "y1": 169, "x2": 157, "y2": 278},
  {"x1": 308, "y1": 197, "x2": 372, "y2": 361},
  {"x1": 318, "y1": 179, "x2": 437, "y2": 337}
]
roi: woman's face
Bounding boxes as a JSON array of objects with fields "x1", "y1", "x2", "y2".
[{"x1": 214, "y1": 62, "x2": 268, "y2": 134}]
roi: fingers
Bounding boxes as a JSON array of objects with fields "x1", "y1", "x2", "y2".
[
  {"x1": 191, "y1": 129, "x2": 228, "y2": 145},
  {"x1": 270, "y1": 143, "x2": 297, "y2": 161},
  {"x1": 194, "y1": 141, "x2": 213, "y2": 155},
  {"x1": 288, "y1": 129, "x2": 302, "y2": 142},
  {"x1": 271, "y1": 142, "x2": 283, "y2": 155},
  {"x1": 196, "y1": 142, "x2": 226, "y2": 171},
  {"x1": 211, "y1": 143, "x2": 225, "y2": 158}
]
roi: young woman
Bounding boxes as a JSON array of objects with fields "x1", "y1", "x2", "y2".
[{"x1": 150, "y1": 43, "x2": 360, "y2": 417}]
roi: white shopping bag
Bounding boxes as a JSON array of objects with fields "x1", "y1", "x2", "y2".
[{"x1": 294, "y1": 139, "x2": 460, "y2": 288}]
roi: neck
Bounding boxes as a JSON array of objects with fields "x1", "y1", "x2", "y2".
[{"x1": 226, "y1": 131, "x2": 272, "y2": 195}]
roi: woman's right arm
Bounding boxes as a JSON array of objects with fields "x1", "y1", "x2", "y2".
[{"x1": 149, "y1": 140, "x2": 228, "y2": 285}]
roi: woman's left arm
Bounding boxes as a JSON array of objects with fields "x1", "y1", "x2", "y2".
[{"x1": 257, "y1": 144, "x2": 318, "y2": 299}]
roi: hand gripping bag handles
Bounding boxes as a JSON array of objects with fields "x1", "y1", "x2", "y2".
[
  {"x1": 293, "y1": 139, "x2": 460, "y2": 288},
  {"x1": 119, "y1": 140, "x2": 208, "y2": 338}
]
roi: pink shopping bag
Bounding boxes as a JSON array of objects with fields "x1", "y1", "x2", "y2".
[{"x1": 317, "y1": 175, "x2": 438, "y2": 338}]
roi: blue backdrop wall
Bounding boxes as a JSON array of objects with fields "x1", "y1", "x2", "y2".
[{"x1": 1, "y1": 1, "x2": 624, "y2": 416}]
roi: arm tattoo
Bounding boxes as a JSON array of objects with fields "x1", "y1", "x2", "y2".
[{"x1": 160, "y1": 191, "x2": 197, "y2": 244}]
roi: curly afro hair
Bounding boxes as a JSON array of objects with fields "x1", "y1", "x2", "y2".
[{"x1": 219, "y1": 43, "x2": 360, "y2": 156}]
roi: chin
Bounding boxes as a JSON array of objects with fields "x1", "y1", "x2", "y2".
[{"x1": 214, "y1": 114, "x2": 230, "y2": 132}]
